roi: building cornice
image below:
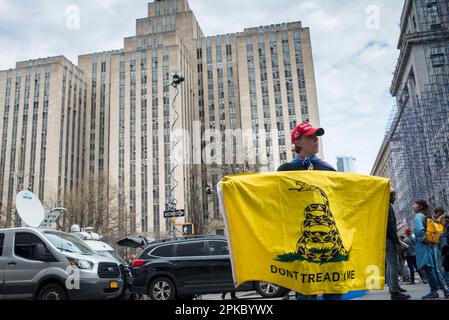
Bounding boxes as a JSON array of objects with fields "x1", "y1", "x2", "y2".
[
  {"x1": 370, "y1": 136, "x2": 389, "y2": 176},
  {"x1": 390, "y1": 31, "x2": 446, "y2": 96},
  {"x1": 398, "y1": 0, "x2": 413, "y2": 49}
]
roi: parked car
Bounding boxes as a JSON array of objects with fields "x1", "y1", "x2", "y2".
[
  {"x1": 128, "y1": 235, "x2": 286, "y2": 300},
  {"x1": 0, "y1": 227, "x2": 123, "y2": 300}
]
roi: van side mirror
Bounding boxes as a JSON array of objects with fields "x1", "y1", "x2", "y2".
[{"x1": 35, "y1": 243, "x2": 56, "y2": 262}]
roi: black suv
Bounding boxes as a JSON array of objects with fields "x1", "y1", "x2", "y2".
[{"x1": 130, "y1": 235, "x2": 286, "y2": 300}]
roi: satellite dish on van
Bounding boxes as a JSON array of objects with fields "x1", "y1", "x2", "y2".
[{"x1": 16, "y1": 190, "x2": 45, "y2": 228}]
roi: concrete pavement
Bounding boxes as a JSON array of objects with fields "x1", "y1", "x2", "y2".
[
  {"x1": 199, "y1": 282, "x2": 448, "y2": 301},
  {"x1": 355, "y1": 282, "x2": 447, "y2": 300}
]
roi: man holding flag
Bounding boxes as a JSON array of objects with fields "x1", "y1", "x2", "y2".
[
  {"x1": 278, "y1": 121, "x2": 341, "y2": 300},
  {"x1": 218, "y1": 122, "x2": 390, "y2": 300}
]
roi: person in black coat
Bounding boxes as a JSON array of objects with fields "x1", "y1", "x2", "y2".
[{"x1": 384, "y1": 191, "x2": 411, "y2": 299}]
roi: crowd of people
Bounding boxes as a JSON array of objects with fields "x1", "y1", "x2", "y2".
[{"x1": 387, "y1": 195, "x2": 449, "y2": 300}]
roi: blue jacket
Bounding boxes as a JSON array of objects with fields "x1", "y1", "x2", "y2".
[{"x1": 413, "y1": 213, "x2": 440, "y2": 269}]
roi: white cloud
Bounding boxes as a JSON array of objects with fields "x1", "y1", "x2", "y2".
[{"x1": 0, "y1": 0, "x2": 405, "y2": 174}]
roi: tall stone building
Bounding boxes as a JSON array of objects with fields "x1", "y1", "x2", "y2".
[
  {"x1": 336, "y1": 156, "x2": 356, "y2": 173},
  {"x1": 372, "y1": 0, "x2": 449, "y2": 227},
  {"x1": 0, "y1": 57, "x2": 87, "y2": 228},
  {"x1": 0, "y1": 0, "x2": 322, "y2": 238}
]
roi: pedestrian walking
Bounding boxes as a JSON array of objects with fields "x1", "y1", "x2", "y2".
[
  {"x1": 434, "y1": 208, "x2": 449, "y2": 286},
  {"x1": 413, "y1": 200, "x2": 449, "y2": 299},
  {"x1": 439, "y1": 217, "x2": 449, "y2": 287},
  {"x1": 277, "y1": 121, "x2": 341, "y2": 301},
  {"x1": 385, "y1": 191, "x2": 410, "y2": 300},
  {"x1": 434, "y1": 207, "x2": 446, "y2": 223},
  {"x1": 403, "y1": 228, "x2": 427, "y2": 284},
  {"x1": 398, "y1": 236, "x2": 410, "y2": 283}
]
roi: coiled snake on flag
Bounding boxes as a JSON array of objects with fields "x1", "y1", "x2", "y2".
[{"x1": 288, "y1": 181, "x2": 350, "y2": 263}]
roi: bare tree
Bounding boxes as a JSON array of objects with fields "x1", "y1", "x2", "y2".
[
  {"x1": 186, "y1": 164, "x2": 206, "y2": 235},
  {"x1": 0, "y1": 201, "x2": 17, "y2": 229},
  {"x1": 38, "y1": 174, "x2": 120, "y2": 245},
  {"x1": 186, "y1": 152, "x2": 263, "y2": 235}
]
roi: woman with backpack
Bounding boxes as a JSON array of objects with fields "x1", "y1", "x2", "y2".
[{"x1": 413, "y1": 200, "x2": 449, "y2": 299}]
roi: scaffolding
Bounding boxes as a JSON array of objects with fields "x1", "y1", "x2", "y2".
[{"x1": 386, "y1": 0, "x2": 449, "y2": 227}]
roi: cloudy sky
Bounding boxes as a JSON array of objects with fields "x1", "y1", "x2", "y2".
[{"x1": 0, "y1": 0, "x2": 405, "y2": 174}]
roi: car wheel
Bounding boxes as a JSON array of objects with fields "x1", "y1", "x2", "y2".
[
  {"x1": 37, "y1": 283, "x2": 68, "y2": 300},
  {"x1": 149, "y1": 277, "x2": 176, "y2": 300},
  {"x1": 255, "y1": 282, "x2": 287, "y2": 298}
]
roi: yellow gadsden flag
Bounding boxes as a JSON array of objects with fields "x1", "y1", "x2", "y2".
[{"x1": 218, "y1": 171, "x2": 390, "y2": 295}]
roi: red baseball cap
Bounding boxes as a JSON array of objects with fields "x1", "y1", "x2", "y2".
[{"x1": 291, "y1": 121, "x2": 325, "y2": 143}]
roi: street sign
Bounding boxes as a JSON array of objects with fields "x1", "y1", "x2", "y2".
[{"x1": 163, "y1": 209, "x2": 185, "y2": 218}]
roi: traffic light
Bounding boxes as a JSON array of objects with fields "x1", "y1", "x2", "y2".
[{"x1": 182, "y1": 223, "x2": 194, "y2": 236}]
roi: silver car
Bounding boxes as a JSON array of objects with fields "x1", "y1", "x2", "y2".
[{"x1": 0, "y1": 227, "x2": 123, "y2": 300}]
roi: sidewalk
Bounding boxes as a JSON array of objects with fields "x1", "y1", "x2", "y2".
[{"x1": 356, "y1": 282, "x2": 447, "y2": 300}]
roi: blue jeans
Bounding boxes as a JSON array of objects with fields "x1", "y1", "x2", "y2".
[
  {"x1": 422, "y1": 265, "x2": 446, "y2": 293},
  {"x1": 437, "y1": 254, "x2": 449, "y2": 287}
]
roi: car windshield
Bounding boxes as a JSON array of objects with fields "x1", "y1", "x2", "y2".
[
  {"x1": 97, "y1": 250, "x2": 127, "y2": 265},
  {"x1": 43, "y1": 231, "x2": 95, "y2": 255}
]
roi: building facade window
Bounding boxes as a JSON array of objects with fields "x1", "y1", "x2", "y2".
[
  {"x1": 163, "y1": 48, "x2": 171, "y2": 224},
  {"x1": 129, "y1": 53, "x2": 137, "y2": 233},
  {"x1": 170, "y1": 15, "x2": 176, "y2": 31},
  {"x1": 1, "y1": 72, "x2": 13, "y2": 208},
  {"x1": 152, "y1": 48, "x2": 160, "y2": 236},
  {"x1": 294, "y1": 29, "x2": 309, "y2": 121},
  {"x1": 99, "y1": 54, "x2": 107, "y2": 173},
  {"x1": 57, "y1": 67, "x2": 67, "y2": 201},
  {"x1": 258, "y1": 31, "x2": 273, "y2": 164},
  {"x1": 17, "y1": 68, "x2": 31, "y2": 194},
  {"x1": 431, "y1": 53, "x2": 445, "y2": 68},
  {"x1": 282, "y1": 30, "x2": 297, "y2": 133},
  {"x1": 118, "y1": 53, "x2": 126, "y2": 236},
  {"x1": 141, "y1": 51, "x2": 148, "y2": 233},
  {"x1": 427, "y1": 3, "x2": 439, "y2": 17},
  {"x1": 38, "y1": 65, "x2": 51, "y2": 197},
  {"x1": 64, "y1": 71, "x2": 73, "y2": 200},
  {"x1": 227, "y1": 36, "x2": 237, "y2": 165},
  {"x1": 90, "y1": 55, "x2": 98, "y2": 173},
  {"x1": 247, "y1": 36, "x2": 260, "y2": 165},
  {"x1": 29, "y1": 67, "x2": 41, "y2": 192},
  {"x1": 7, "y1": 70, "x2": 21, "y2": 222},
  {"x1": 270, "y1": 29, "x2": 287, "y2": 163}
]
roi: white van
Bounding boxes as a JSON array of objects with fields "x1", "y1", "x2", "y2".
[
  {"x1": 0, "y1": 227, "x2": 123, "y2": 300},
  {"x1": 71, "y1": 228, "x2": 135, "y2": 300}
]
